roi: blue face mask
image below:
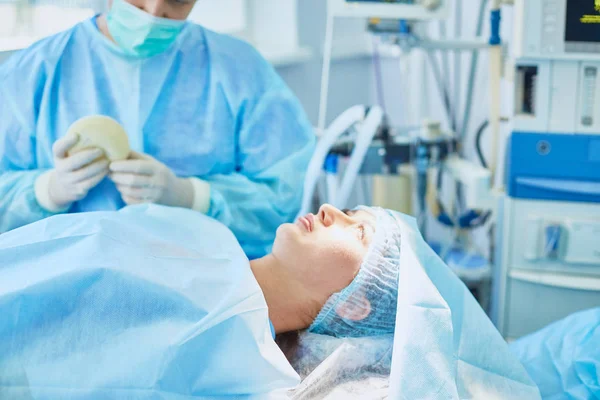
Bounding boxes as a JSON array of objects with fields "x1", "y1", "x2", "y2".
[{"x1": 106, "y1": 0, "x2": 186, "y2": 58}]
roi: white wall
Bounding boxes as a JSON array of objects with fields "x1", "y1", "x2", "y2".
[{"x1": 275, "y1": 0, "x2": 374, "y2": 126}]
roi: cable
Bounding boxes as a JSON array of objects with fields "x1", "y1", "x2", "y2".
[
  {"x1": 426, "y1": 50, "x2": 456, "y2": 130},
  {"x1": 318, "y1": 14, "x2": 335, "y2": 131},
  {"x1": 438, "y1": 20, "x2": 451, "y2": 125},
  {"x1": 454, "y1": 0, "x2": 463, "y2": 134},
  {"x1": 455, "y1": 0, "x2": 488, "y2": 214},
  {"x1": 372, "y1": 36, "x2": 387, "y2": 112},
  {"x1": 475, "y1": 119, "x2": 490, "y2": 168},
  {"x1": 435, "y1": 117, "x2": 499, "y2": 231},
  {"x1": 460, "y1": 0, "x2": 490, "y2": 140}
]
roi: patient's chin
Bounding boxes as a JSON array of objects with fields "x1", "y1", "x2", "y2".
[
  {"x1": 274, "y1": 223, "x2": 296, "y2": 243},
  {"x1": 272, "y1": 223, "x2": 305, "y2": 257}
]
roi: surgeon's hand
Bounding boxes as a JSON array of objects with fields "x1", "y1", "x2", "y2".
[
  {"x1": 35, "y1": 134, "x2": 110, "y2": 212},
  {"x1": 109, "y1": 151, "x2": 194, "y2": 208}
]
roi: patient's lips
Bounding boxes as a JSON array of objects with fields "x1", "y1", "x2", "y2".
[
  {"x1": 296, "y1": 214, "x2": 314, "y2": 232},
  {"x1": 306, "y1": 213, "x2": 314, "y2": 231}
]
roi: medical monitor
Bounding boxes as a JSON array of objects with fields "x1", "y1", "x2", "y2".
[
  {"x1": 565, "y1": 1, "x2": 600, "y2": 52},
  {"x1": 515, "y1": 0, "x2": 600, "y2": 60},
  {"x1": 328, "y1": 0, "x2": 449, "y2": 20}
]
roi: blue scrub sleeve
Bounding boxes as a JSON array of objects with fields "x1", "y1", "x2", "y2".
[
  {"x1": 205, "y1": 81, "x2": 315, "y2": 259},
  {"x1": 269, "y1": 320, "x2": 276, "y2": 339},
  {"x1": 0, "y1": 79, "x2": 55, "y2": 233},
  {"x1": 0, "y1": 171, "x2": 54, "y2": 233}
]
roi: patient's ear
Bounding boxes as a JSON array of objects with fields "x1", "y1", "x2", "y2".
[{"x1": 335, "y1": 296, "x2": 371, "y2": 321}]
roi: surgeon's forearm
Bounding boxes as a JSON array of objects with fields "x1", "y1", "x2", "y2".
[
  {"x1": 201, "y1": 136, "x2": 314, "y2": 258},
  {"x1": 0, "y1": 170, "x2": 56, "y2": 232},
  {"x1": 205, "y1": 173, "x2": 303, "y2": 259}
]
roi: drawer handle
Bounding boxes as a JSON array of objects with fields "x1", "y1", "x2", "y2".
[{"x1": 510, "y1": 270, "x2": 600, "y2": 291}]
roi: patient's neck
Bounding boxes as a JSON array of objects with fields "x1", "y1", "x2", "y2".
[{"x1": 251, "y1": 255, "x2": 323, "y2": 335}]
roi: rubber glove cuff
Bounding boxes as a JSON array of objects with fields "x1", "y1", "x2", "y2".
[
  {"x1": 34, "y1": 171, "x2": 71, "y2": 213},
  {"x1": 188, "y1": 177, "x2": 210, "y2": 214}
]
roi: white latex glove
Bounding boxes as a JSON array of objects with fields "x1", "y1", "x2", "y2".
[
  {"x1": 109, "y1": 151, "x2": 210, "y2": 212},
  {"x1": 35, "y1": 134, "x2": 109, "y2": 212}
]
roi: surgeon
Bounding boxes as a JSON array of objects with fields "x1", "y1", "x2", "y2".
[{"x1": 0, "y1": 0, "x2": 315, "y2": 258}]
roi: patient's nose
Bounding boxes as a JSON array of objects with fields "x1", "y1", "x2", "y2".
[{"x1": 318, "y1": 204, "x2": 352, "y2": 227}]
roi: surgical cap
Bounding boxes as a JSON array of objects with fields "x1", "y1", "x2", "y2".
[{"x1": 309, "y1": 206, "x2": 401, "y2": 338}]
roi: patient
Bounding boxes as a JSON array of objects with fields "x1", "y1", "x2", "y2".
[
  {"x1": 0, "y1": 203, "x2": 400, "y2": 399},
  {"x1": 258, "y1": 204, "x2": 399, "y2": 337}
]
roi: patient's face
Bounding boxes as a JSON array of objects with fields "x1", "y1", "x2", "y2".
[{"x1": 273, "y1": 204, "x2": 376, "y2": 299}]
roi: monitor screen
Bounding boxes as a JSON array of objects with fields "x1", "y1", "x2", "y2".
[
  {"x1": 346, "y1": 0, "x2": 415, "y2": 3},
  {"x1": 565, "y1": 1, "x2": 600, "y2": 43}
]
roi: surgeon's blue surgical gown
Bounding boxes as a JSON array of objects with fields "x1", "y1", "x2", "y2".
[
  {"x1": 0, "y1": 205, "x2": 300, "y2": 399},
  {"x1": 510, "y1": 308, "x2": 600, "y2": 399},
  {"x1": 0, "y1": 17, "x2": 315, "y2": 258}
]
